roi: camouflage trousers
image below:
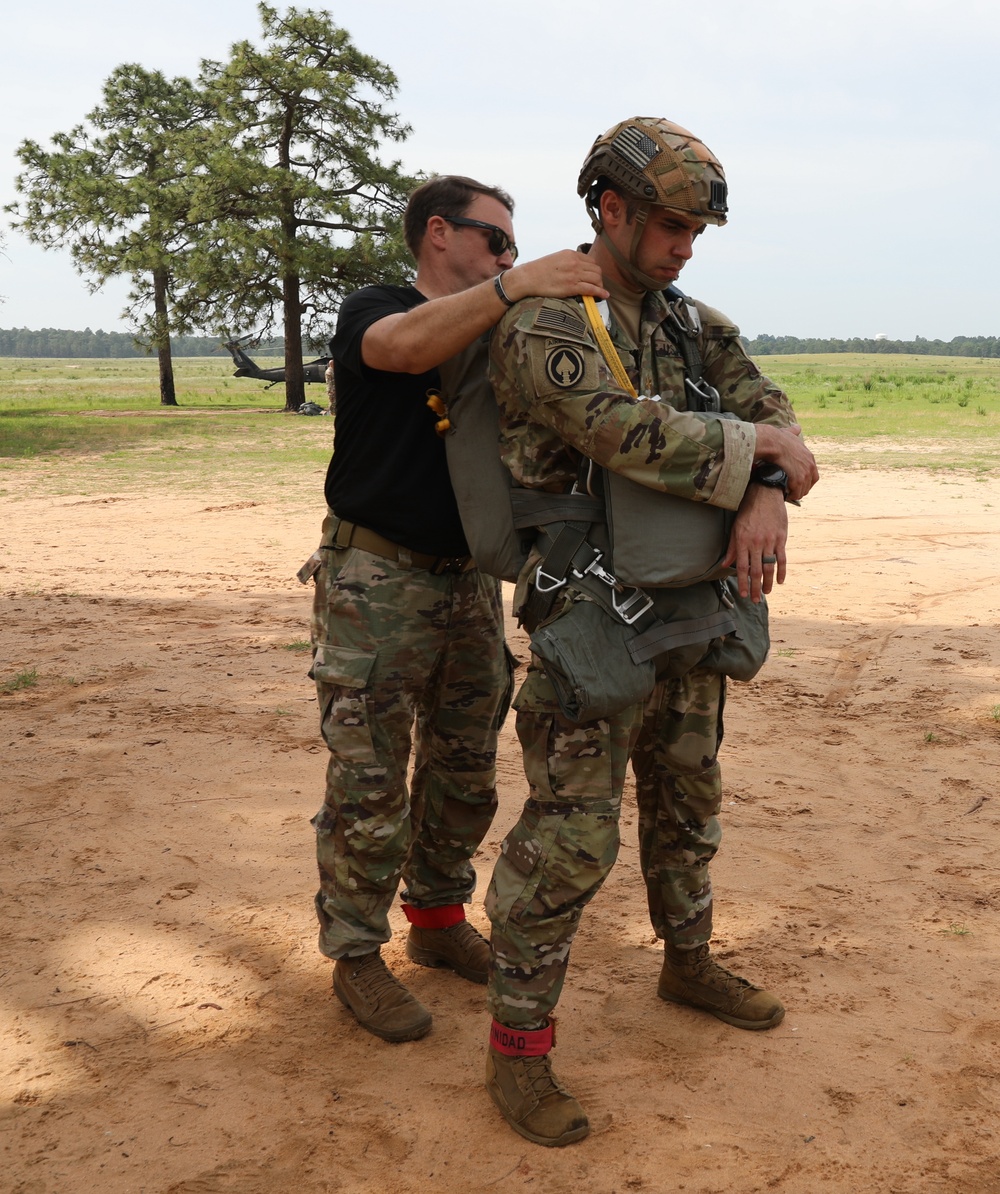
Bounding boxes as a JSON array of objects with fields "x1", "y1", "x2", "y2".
[
  {"x1": 486, "y1": 660, "x2": 644, "y2": 1029},
  {"x1": 310, "y1": 513, "x2": 509, "y2": 961},
  {"x1": 486, "y1": 660, "x2": 724, "y2": 1029},
  {"x1": 633, "y1": 666, "x2": 725, "y2": 950}
]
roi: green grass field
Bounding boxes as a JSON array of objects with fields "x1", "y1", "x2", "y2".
[
  {"x1": 0, "y1": 355, "x2": 337, "y2": 496},
  {"x1": 0, "y1": 354, "x2": 294, "y2": 455},
  {"x1": 758, "y1": 354, "x2": 1000, "y2": 471},
  {"x1": 2, "y1": 353, "x2": 998, "y2": 478}
]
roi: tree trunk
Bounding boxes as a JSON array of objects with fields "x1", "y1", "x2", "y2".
[
  {"x1": 276, "y1": 124, "x2": 304, "y2": 412},
  {"x1": 152, "y1": 267, "x2": 178, "y2": 406},
  {"x1": 282, "y1": 263, "x2": 305, "y2": 412}
]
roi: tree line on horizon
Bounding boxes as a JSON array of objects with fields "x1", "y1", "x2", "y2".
[
  {"x1": 0, "y1": 328, "x2": 285, "y2": 358},
  {"x1": 742, "y1": 333, "x2": 1000, "y2": 358},
  {"x1": 5, "y1": 4, "x2": 415, "y2": 409},
  {"x1": 2, "y1": 326, "x2": 996, "y2": 361}
]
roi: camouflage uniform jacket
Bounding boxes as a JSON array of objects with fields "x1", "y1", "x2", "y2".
[{"x1": 489, "y1": 286, "x2": 796, "y2": 511}]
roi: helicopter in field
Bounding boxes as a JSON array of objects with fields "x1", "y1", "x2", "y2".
[{"x1": 222, "y1": 334, "x2": 331, "y2": 387}]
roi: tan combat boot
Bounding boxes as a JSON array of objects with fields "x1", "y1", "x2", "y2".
[
  {"x1": 403, "y1": 904, "x2": 491, "y2": 984},
  {"x1": 333, "y1": 951, "x2": 432, "y2": 1043},
  {"x1": 658, "y1": 942, "x2": 785, "y2": 1030},
  {"x1": 405, "y1": 920, "x2": 491, "y2": 984},
  {"x1": 485, "y1": 1020, "x2": 589, "y2": 1147}
]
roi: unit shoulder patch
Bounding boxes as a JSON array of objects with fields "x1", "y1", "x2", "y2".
[{"x1": 544, "y1": 345, "x2": 586, "y2": 389}]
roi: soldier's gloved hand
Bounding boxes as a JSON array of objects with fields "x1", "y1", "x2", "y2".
[
  {"x1": 753, "y1": 424, "x2": 819, "y2": 502},
  {"x1": 504, "y1": 250, "x2": 609, "y2": 304}
]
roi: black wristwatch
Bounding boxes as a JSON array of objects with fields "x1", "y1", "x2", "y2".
[{"x1": 751, "y1": 463, "x2": 789, "y2": 496}]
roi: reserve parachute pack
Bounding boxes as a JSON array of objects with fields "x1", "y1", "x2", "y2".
[
  {"x1": 585, "y1": 290, "x2": 737, "y2": 588},
  {"x1": 436, "y1": 291, "x2": 768, "y2": 717},
  {"x1": 438, "y1": 287, "x2": 737, "y2": 591}
]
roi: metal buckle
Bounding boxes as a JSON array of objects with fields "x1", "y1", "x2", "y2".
[
  {"x1": 665, "y1": 300, "x2": 696, "y2": 338},
  {"x1": 571, "y1": 549, "x2": 618, "y2": 590},
  {"x1": 610, "y1": 586, "x2": 654, "y2": 625},
  {"x1": 571, "y1": 550, "x2": 654, "y2": 625},
  {"x1": 432, "y1": 556, "x2": 469, "y2": 575},
  {"x1": 685, "y1": 376, "x2": 721, "y2": 413},
  {"x1": 534, "y1": 565, "x2": 568, "y2": 593}
]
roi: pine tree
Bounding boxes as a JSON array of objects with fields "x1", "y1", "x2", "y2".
[
  {"x1": 190, "y1": 4, "x2": 418, "y2": 410},
  {"x1": 7, "y1": 66, "x2": 212, "y2": 405}
]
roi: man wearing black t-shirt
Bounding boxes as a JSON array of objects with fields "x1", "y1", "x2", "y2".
[{"x1": 307, "y1": 175, "x2": 607, "y2": 1043}]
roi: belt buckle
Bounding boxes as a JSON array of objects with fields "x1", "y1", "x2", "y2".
[{"x1": 432, "y1": 555, "x2": 467, "y2": 575}]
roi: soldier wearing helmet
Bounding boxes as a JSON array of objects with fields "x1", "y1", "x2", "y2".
[
  {"x1": 482, "y1": 117, "x2": 819, "y2": 1146},
  {"x1": 579, "y1": 116, "x2": 730, "y2": 290}
]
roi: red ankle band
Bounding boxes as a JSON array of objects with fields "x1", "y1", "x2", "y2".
[
  {"x1": 490, "y1": 1019, "x2": 553, "y2": 1057},
  {"x1": 402, "y1": 903, "x2": 466, "y2": 929}
]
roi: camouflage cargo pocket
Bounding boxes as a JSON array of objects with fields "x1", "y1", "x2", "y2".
[
  {"x1": 312, "y1": 642, "x2": 377, "y2": 764},
  {"x1": 488, "y1": 813, "x2": 554, "y2": 925}
]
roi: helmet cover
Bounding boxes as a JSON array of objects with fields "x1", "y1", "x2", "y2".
[{"x1": 578, "y1": 117, "x2": 728, "y2": 226}]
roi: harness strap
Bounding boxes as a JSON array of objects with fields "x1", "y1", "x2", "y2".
[
  {"x1": 522, "y1": 300, "x2": 738, "y2": 659},
  {"x1": 522, "y1": 521, "x2": 592, "y2": 629},
  {"x1": 509, "y1": 488, "x2": 605, "y2": 530},
  {"x1": 661, "y1": 289, "x2": 726, "y2": 412},
  {"x1": 662, "y1": 294, "x2": 704, "y2": 384},
  {"x1": 628, "y1": 609, "x2": 737, "y2": 664},
  {"x1": 584, "y1": 284, "x2": 718, "y2": 414}
]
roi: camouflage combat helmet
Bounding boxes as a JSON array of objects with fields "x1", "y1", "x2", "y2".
[{"x1": 578, "y1": 117, "x2": 728, "y2": 290}]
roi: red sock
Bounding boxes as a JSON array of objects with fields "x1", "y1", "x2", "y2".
[{"x1": 401, "y1": 903, "x2": 465, "y2": 929}]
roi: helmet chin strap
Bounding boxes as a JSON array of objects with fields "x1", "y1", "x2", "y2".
[{"x1": 588, "y1": 200, "x2": 665, "y2": 292}]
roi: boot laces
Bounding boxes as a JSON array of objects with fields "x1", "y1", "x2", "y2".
[
  {"x1": 520, "y1": 1054, "x2": 564, "y2": 1101},
  {"x1": 684, "y1": 944, "x2": 754, "y2": 994},
  {"x1": 442, "y1": 920, "x2": 488, "y2": 955},
  {"x1": 350, "y1": 953, "x2": 407, "y2": 1001}
]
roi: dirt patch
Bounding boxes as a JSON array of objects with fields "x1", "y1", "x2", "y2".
[{"x1": 2, "y1": 461, "x2": 999, "y2": 1193}]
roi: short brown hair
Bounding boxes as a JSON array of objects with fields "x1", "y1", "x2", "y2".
[{"x1": 404, "y1": 175, "x2": 514, "y2": 258}]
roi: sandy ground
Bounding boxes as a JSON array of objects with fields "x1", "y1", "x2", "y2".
[{"x1": 2, "y1": 453, "x2": 1000, "y2": 1194}]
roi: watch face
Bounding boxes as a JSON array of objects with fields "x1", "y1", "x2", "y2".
[{"x1": 755, "y1": 465, "x2": 788, "y2": 489}]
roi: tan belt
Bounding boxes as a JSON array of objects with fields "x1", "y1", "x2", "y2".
[{"x1": 334, "y1": 518, "x2": 477, "y2": 575}]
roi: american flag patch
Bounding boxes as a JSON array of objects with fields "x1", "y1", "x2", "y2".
[
  {"x1": 533, "y1": 307, "x2": 588, "y2": 338},
  {"x1": 612, "y1": 126, "x2": 661, "y2": 172}
]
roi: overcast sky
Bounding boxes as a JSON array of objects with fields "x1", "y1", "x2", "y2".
[{"x1": 1, "y1": 0, "x2": 997, "y2": 340}]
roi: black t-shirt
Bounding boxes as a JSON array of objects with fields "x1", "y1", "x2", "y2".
[{"x1": 324, "y1": 285, "x2": 469, "y2": 558}]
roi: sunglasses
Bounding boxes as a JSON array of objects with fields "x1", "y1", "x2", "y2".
[{"x1": 443, "y1": 216, "x2": 518, "y2": 261}]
